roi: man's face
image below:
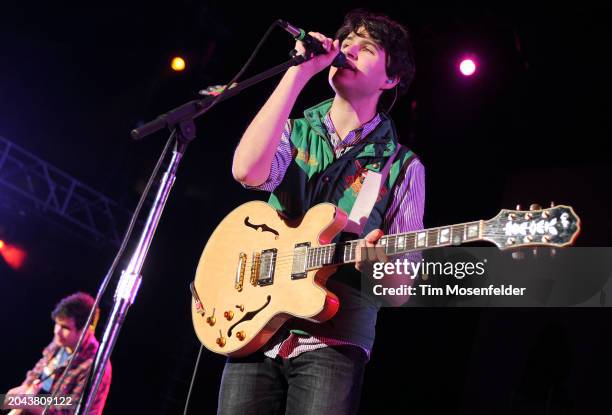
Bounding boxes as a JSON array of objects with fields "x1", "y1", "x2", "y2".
[
  {"x1": 329, "y1": 27, "x2": 393, "y2": 100},
  {"x1": 53, "y1": 316, "x2": 82, "y2": 349}
]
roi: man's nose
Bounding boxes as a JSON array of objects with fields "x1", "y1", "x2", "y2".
[{"x1": 345, "y1": 44, "x2": 359, "y2": 60}]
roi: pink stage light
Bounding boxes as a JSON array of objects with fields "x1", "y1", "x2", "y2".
[{"x1": 459, "y1": 59, "x2": 477, "y2": 76}]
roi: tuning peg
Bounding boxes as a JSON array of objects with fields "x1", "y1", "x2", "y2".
[
  {"x1": 515, "y1": 204, "x2": 522, "y2": 211},
  {"x1": 550, "y1": 201, "x2": 555, "y2": 207},
  {"x1": 529, "y1": 203, "x2": 542, "y2": 211}
]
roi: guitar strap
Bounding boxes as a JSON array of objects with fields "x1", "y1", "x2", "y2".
[{"x1": 344, "y1": 144, "x2": 401, "y2": 235}]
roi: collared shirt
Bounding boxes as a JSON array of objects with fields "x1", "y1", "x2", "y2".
[
  {"x1": 249, "y1": 111, "x2": 425, "y2": 360},
  {"x1": 23, "y1": 333, "x2": 112, "y2": 415}
]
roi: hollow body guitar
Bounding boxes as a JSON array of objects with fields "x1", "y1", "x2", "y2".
[{"x1": 191, "y1": 201, "x2": 580, "y2": 357}]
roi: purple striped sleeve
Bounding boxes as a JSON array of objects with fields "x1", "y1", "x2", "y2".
[
  {"x1": 384, "y1": 158, "x2": 426, "y2": 269},
  {"x1": 243, "y1": 120, "x2": 294, "y2": 192},
  {"x1": 385, "y1": 157, "x2": 426, "y2": 234}
]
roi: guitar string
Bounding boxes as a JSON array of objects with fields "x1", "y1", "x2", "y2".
[
  {"x1": 237, "y1": 224, "x2": 476, "y2": 267},
  {"x1": 244, "y1": 228, "x2": 561, "y2": 266},
  {"x1": 230, "y1": 228, "x2": 564, "y2": 270}
]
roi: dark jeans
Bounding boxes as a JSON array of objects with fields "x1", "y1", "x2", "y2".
[{"x1": 217, "y1": 346, "x2": 367, "y2": 415}]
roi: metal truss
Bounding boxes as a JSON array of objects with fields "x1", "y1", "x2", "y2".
[{"x1": 0, "y1": 136, "x2": 132, "y2": 247}]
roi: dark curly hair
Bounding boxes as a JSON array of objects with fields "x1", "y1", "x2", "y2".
[
  {"x1": 51, "y1": 292, "x2": 99, "y2": 331},
  {"x1": 335, "y1": 9, "x2": 416, "y2": 110}
]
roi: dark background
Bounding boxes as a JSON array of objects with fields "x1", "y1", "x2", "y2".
[{"x1": 1, "y1": 2, "x2": 611, "y2": 414}]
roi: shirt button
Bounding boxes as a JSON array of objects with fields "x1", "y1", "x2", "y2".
[{"x1": 322, "y1": 176, "x2": 330, "y2": 183}]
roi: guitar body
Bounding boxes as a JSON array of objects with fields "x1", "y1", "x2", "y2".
[{"x1": 191, "y1": 201, "x2": 347, "y2": 357}]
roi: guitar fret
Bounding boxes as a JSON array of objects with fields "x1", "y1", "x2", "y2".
[
  {"x1": 466, "y1": 222, "x2": 480, "y2": 240},
  {"x1": 439, "y1": 227, "x2": 450, "y2": 245},
  {"x1": 397, "y1": 235, "x2": 405, "y2": 251},
  {"x1": 388, "y1": 235, "x2": 396, "y2": 255},
  {"x1": 379, "y1": 237, "x2": 388, "y2": 256},
  {"x1": 453, "y1": 225, "x2": 463, "y2": 245},
  {"x1": 427, "y1": 228, "x2": 438, "y2": 248},
  {"x1": 416, "y1": 231, "x2": 426, "y2": 248}
]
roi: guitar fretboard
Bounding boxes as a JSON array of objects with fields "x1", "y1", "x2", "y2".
[{"x1": 305, "y1": 221, "x2": 483, "y2": 270}]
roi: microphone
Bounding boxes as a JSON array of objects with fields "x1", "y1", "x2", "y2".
[{"x1": 277, "y1": 19, "x2": 349, "y2": 69}]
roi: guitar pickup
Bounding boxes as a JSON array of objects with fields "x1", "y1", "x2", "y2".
[
  {"x1": 291, "y1": 242, "x2": 310, "y2": 280},
  {"x1": 257, "y1": 249, "x2": 277, "y2": 286}
]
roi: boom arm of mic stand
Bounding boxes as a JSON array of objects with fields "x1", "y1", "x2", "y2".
[{"x1": 131, "y1": 54, "x2": 309, "y2": 141}]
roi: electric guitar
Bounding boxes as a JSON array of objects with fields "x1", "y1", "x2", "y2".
[
  {"x1": 5, "y1": 352, "x2": 65, "y2": 415},
  {"x1": 191, "y1": 201, "x2": 580, "y2": 357}
]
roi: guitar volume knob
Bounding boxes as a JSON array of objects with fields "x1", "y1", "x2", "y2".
[
  {"x1": 224, "y1": 311, "x2": 234, "y2": 321},
  {"x1": 236, "y1": 331, "x2": 246, "y2": 341}
]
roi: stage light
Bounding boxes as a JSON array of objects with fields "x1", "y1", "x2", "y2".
[
  {"x1": 171, "y1": 56, "x2": 186, "y2": 72},
  {"x1": 459, "y1": 59, "x2": 477, "y2": 76},
  {"x1": 0, "y1": 240, "x2": 27, "y2": 270}
]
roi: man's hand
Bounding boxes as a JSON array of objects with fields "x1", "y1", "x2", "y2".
[
  {"x1": 6, "y1": 379, "x2": 42, "y2": 396},
  {"x1": 291, "y1": 32, "x2": 340, "y2": 80},
  {"x1": 6, "y1": 384, "x2": 29, "y2": 396},
  {"x1": 355, "y1": 229, "x2": 388, "y2": 272}
]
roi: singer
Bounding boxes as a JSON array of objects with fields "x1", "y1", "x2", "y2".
[{"x1": 223, "y1": 9, "x2": 424, "y2": 415}]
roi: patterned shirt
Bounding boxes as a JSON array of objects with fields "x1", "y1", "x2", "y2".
[
  {"x1": 23, "y1": 333, "x2": 111, "y2": 415},
  {"x1": 248, "y1": 111, "x2": 425, "y2": 360}
]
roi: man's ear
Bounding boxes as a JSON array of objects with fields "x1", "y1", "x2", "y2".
[{"x1": 381, "y1": 77, "x2": 400, "y2": 90}]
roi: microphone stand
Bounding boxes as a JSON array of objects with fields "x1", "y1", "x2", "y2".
[{"x1": 76, "y1": 50, "x2": 322, "y2": 414}]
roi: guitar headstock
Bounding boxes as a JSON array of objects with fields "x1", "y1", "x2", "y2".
[{"x1": 483, "y1": 203, "x2": 581, "y2": 250}]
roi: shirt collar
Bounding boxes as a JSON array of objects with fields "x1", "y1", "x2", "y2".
[{"x1": 322, "y1": 112, "x2": 382, "y2": 148}]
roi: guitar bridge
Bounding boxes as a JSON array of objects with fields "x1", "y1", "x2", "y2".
[{"x1": 235, "y1": 253, "x2": 247, "y2": 291}]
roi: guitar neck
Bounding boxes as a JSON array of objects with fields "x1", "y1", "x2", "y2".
[{"x1": 305, "y1": 220, "x2": 484, "y2": 270}]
